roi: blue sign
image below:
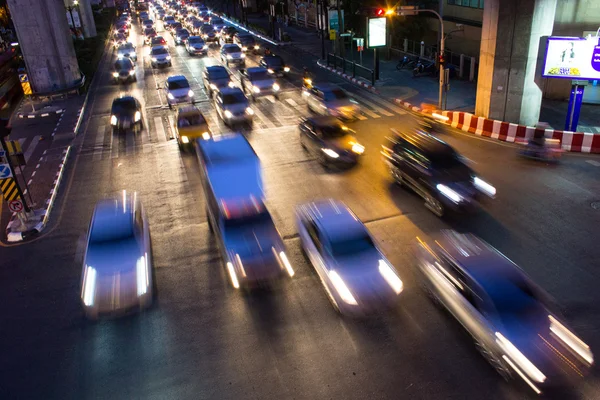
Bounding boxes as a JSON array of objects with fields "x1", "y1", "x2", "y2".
[
  {"x1": 0, "y1": 164, "x2": 12, "y2": 179},
  {"x1": 0, "y1": 150, "x2": 5, "y2": 157}
]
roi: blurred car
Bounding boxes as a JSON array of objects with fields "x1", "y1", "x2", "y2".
[
  {"x1": 296, "y1": 199, "x2": 403, "y2": 315},
  {"x1": 113, "y1": 33, "x2": 127, "y2": 48},
  {"x1": 163, "y1": 15, "x2": 176, "y2": 29},
  {"x1": 304, "y1": 83, "x2": 361, "y2": 121},
  {"x1": 169, "y1": 22, "x2": 183, "y2": 32},
  {"x1": 164, "y1": 75, "x2": 195, "y2": 109},
  {"x1": 219, "y1": 26, "x2": 237, "y2": 44},
  {"x1": 416, "y1": 230, "x2": 594, "y2": 394},
  {"x1": 112, "y1": 58, "x2": 136, "y2": 83},
  {"x1": 81, "y1": 192, "x2": 153, "y2": 319},
  {"x1": 234, "y1": 34, "x2": 259, "y2": 53},
  {"x1": 259, "y1": 54, "x2": 290, "y2": 77},
  {"x1": 143, "y1": 27, "x2": 157, "y2": 45},
  {"x1": 211, "y1": 17, "x2": 225, "y2": 32},
  {"x1": 110, "y1": 96, "x2": 143, "y2": 133},
  {"x1": 115, "y1": 25, "x2": 129, "y2": 38},
  {"x1": 116, "y1": 42, "x2": 137, "y2": 62},
  {"x1": 299, "y1": 116, "x2": 364, "y2": 167},
  {"x1": 173, "y1": 28, "x2": 190, "y2": 45},
  {"x1": 150, "y1": 45, "x2": 172, "y2": 68},
  {"x1": 220, "y1": 44, "x2": 245, "y2": 67},
  {"x1": 142, "y1": 19, "x2": 154, "y2": 30},
  {"x1": 213, "y1": 87, "x2": 254, "y2": 127},
  {"x1": 200, "y1": 24, "x2": 217, "y2": 42},
  {"x1": 138, "y1": 11, "x2": 149, "y2": 22},
  {"x1": 239, "y1": 67, "x2": 279, "y2": 101},
  {"x1": 202, "y1": 65, "x2": 234, "y2": 96},
  {"x1": 150, "y1": 35, "x2": 167, "y2": 47},
  {"x1": 190, "y1": 19, "x2": 204, "y2": 35},
  {"x1": 185, "y1": 36, "x2": 207, "y2": 55},
  {"x1": 381, "y1": 129, "x2": 496, "y2": 218},
  {"x1": 156, "y1": 10, "x2": 166, "y2": 20},
  {"x1": 173, "y1": 105, "x2": 211, "y2": 149}
]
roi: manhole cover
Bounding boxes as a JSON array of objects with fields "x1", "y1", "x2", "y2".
[{"x1": 591, "y1": 201, "x2": 600, "y2": 210}]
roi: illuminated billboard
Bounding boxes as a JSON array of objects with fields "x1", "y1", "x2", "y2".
[
  {"x1": 542, "y1": 36, "x2": 600, "y2": 80},
  {"x1": 368, "y1": 17, "x2": 386, "y2": 48}
]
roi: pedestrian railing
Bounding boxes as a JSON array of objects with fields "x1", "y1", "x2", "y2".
[{"x1": 327, "y1": 53, "x2": 375, "y2": 86}]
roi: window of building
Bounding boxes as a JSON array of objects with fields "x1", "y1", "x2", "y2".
[{"x1": 448, "y1": 0, "x2": 484, "y2": 9}]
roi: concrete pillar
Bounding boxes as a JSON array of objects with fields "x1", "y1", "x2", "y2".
[
  {"x1": 475, "y1": 0, "x2": 557, "y2": 126},
  {"x1": 7, "y1": 0, "x2": 82, "y2": 94},
  {"x1": 76, "y1": 0, "x2": 98, "y2": 38},
  {"x1": 459, "y1": 54, "x2": 465, "y2": 79}
]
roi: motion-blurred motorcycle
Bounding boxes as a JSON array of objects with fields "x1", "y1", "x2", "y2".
[{"x1": 516, "y1": 138, "x2": 563, "y2": 162}]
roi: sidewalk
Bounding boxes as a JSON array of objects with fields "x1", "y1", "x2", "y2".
[{"x1": 2, "y1": 95, "x2": 85, "y2": 241}]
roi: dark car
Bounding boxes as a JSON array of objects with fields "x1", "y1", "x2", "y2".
[
  {"x1": 416, "y1": 230, "x2": 594, "y2": 394},
  {"x1": 200, "y1": 24, "x2": 217, "y2": 42},
  {"x1": 169, "y1": 22, "x2": 183, "y2": 32},
  {"x1": 150, "y1": 35, "x2": 167, "y2": 47},
  {"x1": 202, "y1": 65, "x2": 233, "y2": 95},
  {"x1": 299, "y1": 116, "x2": 364, "y2": 167},
  {"x1": 234, "y1": 34, "x2": 259, "y2": 53},
  {"x1": 112, "y1": 58, "x2": 136, "y2": 83},
  {"x1": 239, "y1": 67, "x2": 279, "y2": 100},
  {"x1": 110, "y1": 96, "x2": 143, "y2": 133},
  {"x1": 219, "y1": 26, "x2": 237, "y2": 44},
  {"x1": 185, "y1": 35, "x2": 207, "y2": 55},
  {"x1": 259, "y1": 55, "x2": 290, "y2": 77},
  {"x1": 174, "y1": 28, "x2": 190, "y2": 45},
  {"x1": 381, "y1": 129, "x2": 496, "y2": 217}
]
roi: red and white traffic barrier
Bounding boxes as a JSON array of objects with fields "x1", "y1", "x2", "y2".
[{"x1": 393, "y1": 99, "x2": 600, "y2": 154}]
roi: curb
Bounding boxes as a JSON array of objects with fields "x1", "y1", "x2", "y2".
[
  {"x1": 316, "y1": 60, "x2": 379, "y2": 93},
  {"x1": 18, "y1": 108, "x2": 65, "y2": 119},
  {"x1": 392, "y1": 99, "x2": 600, "y2": 154},
  {"x1": 211, "y1": 12, "x2": 281, "y2": 47}
]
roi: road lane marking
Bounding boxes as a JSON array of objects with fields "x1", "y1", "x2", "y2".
[
  {"x1": 586, "y1": 160, "x2": 600, "y2": 167},
  {"x1": 111, "y1": 129, "x2": 119, "y2": 159},
  {"x1": 23, "y1": 135, "x2": 40, "y2": 165},
  {"x1": 126, "y1": 129, "x2": 135, "y2": 155},
  {"x1": 155, "y1": 116, "x2": 167, "y2": 142},
  {"x1": 285, "y1": 98, "x2": 298, "y2": 107},
  {"x1": 93, "y1": 125, "x2": 106, "y2": 161},
  {"x1": 356, "y1": 91, "x2": 407, "y2": 115},
  {"x1": 252, "y1": 106, "x2": 277, "y2": 129},
  {"x1": 167, "y1": 115, "x2": 176, "y2": 140},
  {"x1": 350, "y1": 93, "x2": 394, "y2": 116},
  {"x1": 356, "y1": 114, "x2": 368, "y2": 121}
]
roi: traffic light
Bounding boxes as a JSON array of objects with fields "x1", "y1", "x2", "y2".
[
  {"x1": 376, "y1": 8, "x2": 385, "y2": 16},
  {"x1": 439, "y1": 53, "x2": 446, "y2": 68}
]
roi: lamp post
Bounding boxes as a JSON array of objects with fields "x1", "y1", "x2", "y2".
[{"x1": 66, "y1": 0, "x2": 82, "y2": 37}]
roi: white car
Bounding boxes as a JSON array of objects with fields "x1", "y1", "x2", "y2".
[
  {"x1": 150, "y1": 45, "x2": 172, "y2": 68},
  {"x1": 296, "y1": 199, "x2": 403, "y2": 315},
  {"x1": 220, "y1": 44, "x2": 245, "y2": 66},
  {"x1": 117, "y1": 42, "x2": 137, "y2": 62},
  {"x1": 81, "y1": 191, "x2": 153, "y2": 319},
  {"x1": 164, "y1": 75, "x2": 195, "y2": 108},
  {"x1": 185, "y1": 36, "x2": 207, "y2": 56}
]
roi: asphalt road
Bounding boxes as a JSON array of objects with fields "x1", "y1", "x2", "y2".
[{"x1": 1, "y1": 17, "x2": 600, "y2": 400}]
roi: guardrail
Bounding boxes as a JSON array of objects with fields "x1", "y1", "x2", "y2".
[
  {"x1": 30, "y1": 75, "x2": 87, "y2": 102},
  {"x1": 327, "y1": 53, "x2": 375, "y2": 86}
]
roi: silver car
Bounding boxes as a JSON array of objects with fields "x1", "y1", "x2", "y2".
[
  {"x1": 304, "y1": 83, "x2": 362, "y2": 121},
  {"x1": 416, "y1": 230, "x2": 594, "y2": 394},
  {"x1": 220, "y1": 43, "x2": 245, "y2": 66},
  {"x1": 150, "y1": 45, "x2": 172, "y2": 68},
  {"x1": 117, "y1": 42, "x2": 137, "y2": 62},
  {"x1": 240, "y1": 67, "x2": 280, "y2": 101},
  {"x1": 296, "y1": 199, "x2": 403, "y2": 315},
  {"x1": 81, "y1": 191, "x2": 153, "y2": 319},
  {"x1": 164, "y1": 75, "x2": 195, "y2": 108},
  {"x1": 214, "y1": 87, "x2": 254, "y2": 126}
]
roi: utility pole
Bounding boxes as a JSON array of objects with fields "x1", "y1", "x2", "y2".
[{"x1": 336, "y1": 0, "x2": 344, "y2": 58}]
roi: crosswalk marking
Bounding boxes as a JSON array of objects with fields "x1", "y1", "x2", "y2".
[
  {"x1": 252, "y1": 107, "x2": 277, "y2": 129},
  {"x1": 155, "y1": 116, "x2": 167, "y2": 143},
  {"x1": 360, "y1": 107, "x2": 380, "y2": 119},
  {"x1": 93, "y1": 125, "x2": 106, "y2": 161},
  {"x1": 351, "y1": 93, "x2": 393, "y2": 116},
  {"x1": 285, "y1": 98, "x2": 298, "y2": 107},
  {"x1": 358, "y1": 92, "x2": 407, "y2": 115},
  {"x1": 111, "y1": 130, "x2": 119, "y2": 159},
  {"x1": 23, "y1": 135, "x2": 40, "y2": 164},
  {"x1": 356, "y1": 114, "x2": 368, "y2": 121},
  {"x1": 167, "y1": 115, "x2": 176, "y2": 140}
]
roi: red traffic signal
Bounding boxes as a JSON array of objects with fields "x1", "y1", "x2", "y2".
[{"x1": 376, "y1": 8, "x2": 384, "y2": 16}]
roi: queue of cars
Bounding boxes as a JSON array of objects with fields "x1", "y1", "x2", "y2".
[{"x1": 85, "y1": 3, "x2": 594, "y2": 396}]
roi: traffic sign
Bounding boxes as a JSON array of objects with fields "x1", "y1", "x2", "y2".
[
  {"x1": 0, "y1": 164, "x2": 12, "y2": 179},
  {"x1": 8, "y1": 199, "x2": 23, "y2": 213},
  {"x1": 340, "y1": 33, "x2": 353, "y2": 37}
]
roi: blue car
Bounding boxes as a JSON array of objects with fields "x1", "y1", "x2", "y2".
[
  {"x1": 416, "y1": 230, "x2": 594, "y2": 395},
  {"x1": 296, "y1": 199, "x2": 403, "y2": 315}
]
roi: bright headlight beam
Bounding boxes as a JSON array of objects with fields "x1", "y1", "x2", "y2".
[
  {"x1": 82, "y1": 266, "x2": 97, "y2": 306},
  {"x1": 279, "y1": 251, "x2": 295, "y2": 277},
  {"x1": 224, "y1": 110, "x2": 233, "y2": 118},
  {"x1": 226, "y1": 261, "x2": 240, "y2": 288},
  {"x1": 329, "y1": 270, "x2": 357, "y2": 305},
  {"x1": 496, "y1": 332, "x2": 546, "y2": 383},
  {"x1": 181, "y1": 136, "x2": 190, "y2": 144},
  {"x1": 378, "y1": 260, "x2": 403, "y2": 294},
  {"x1": 351, "y1": 142, "x2": 365, "y2": 154},
  {"x1": 110, "y1": 115, "x2": 118, "y2": 126},
  {"x1": 502, "y1": 355, "x2": 542, "y2": 395},
  {"x1": 436, "y1": 184, "x2": 462, "y2": 203},
  {"x1": 474, "y1": 176, "x2": 496, "y2": 197},
  {"x1": 549, "y1": 315, "x2": 594, "y2": 365},
  {"x1": 134, "y1": 111, "x2": 141, "y2": 122},
  {"x1": 321, "y1": 148, "x2": 339, "y2": 158},
  {"x1": 136, "y1": 255, "x2": 148, "y2": 296}
]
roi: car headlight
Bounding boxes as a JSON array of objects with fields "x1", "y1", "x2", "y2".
[
  {"x1": 495, "y1": 332, "x2": 546, "y2": 383},
  {"x1": 242, "y1": 46, "x2": 247, "y2": 51},
  {"x1": 166, "y1": 55, "x2": 171, "y2": 60},
  {"x1": 209, "y1": 83, "x2": 217, "y2": 90},
  {"x1": 350, "y1": 142, "x2": 365, "y2": 154},
  {"x1": 202, "y1": 132, "x2": 211, "y2": 140},
  {"x1": 254, "y1": 45, "x2": 259, "y2": 50},
  {"x1": 278, "y1": 251, "x2": 295, "y2": 277},
  {"x1": 240, "y1": 53, "x2": 246, "y2": 58},
  {"x1": 252, "y1": 86, "x2": 260, "y2": 93},
  {"x1": 267, "y1": 68, "x2": 274, "y2": 74},
  {"x1": 245, "y1": 107, "x2": 254, "y2": 115},
  {"x1": 473, "y1": 176, "x2": 496, "y2": 197},
  {"x1": 167, "y1": 93, "x2": 175, "y2": 100},
  {"x1": 134, "y1": 111, "x2": 141, "y2": 122},
  {"x1": 436, "y1": 184, "x2": 463, "y2": 203},
  {"x1": 226, "y1": 54, "x2": 233, "y2": 59},
  {"x1": 321, "y1": 148, "x2": 339, "y2": 158},
  {"x1": 151, "y1": 57, "x2": 158, "y2": 62},
  {"x1": 117, "y1": 54, "x2": 124, "y2": 59},
  {"x1": 129, "y1": 70, "x2": 135, "y2": 76},
  {"x1": 113, "y1": 72, "x2": 119, "y2": 77},
  {"x1": 136, "y1": 254, "x2": 149, "y2": 296},
  {"x1": 181, "y1": 135, "x2": 189, "y2": 144},
  {"x1": 110, "y1": 115, "x2": 118, "y2": 126},
  {"x1": 549, "y1": 315, "x2": 594, "y2": 365},
  {"x1": 203, "y1": 45, "x2": 208, "y2": 49},
  {"x1": 82, "y1": 265, "x2": 97, "y2": 306},
  {"x1": 272, "y1": 83, "x2": 280, "y2": 91},
  {"x1": 378, "y1": 260, "x2": 403, "y2": 294},
  {"x1": 188, "y1": 90, "x2": 194, "y2": 97},
  {"x1": 329, "y1": 270, "x2": 357, "y2": 305},
  {"x1": 284, "y1": 66, "x2": 290, "y2": 72},
  {"x1": 228, "y1": 81, "x2": 235, "y2": 87},
  {"x1": 224, "y1": 110, "x2": 233, "y2": 118}
]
